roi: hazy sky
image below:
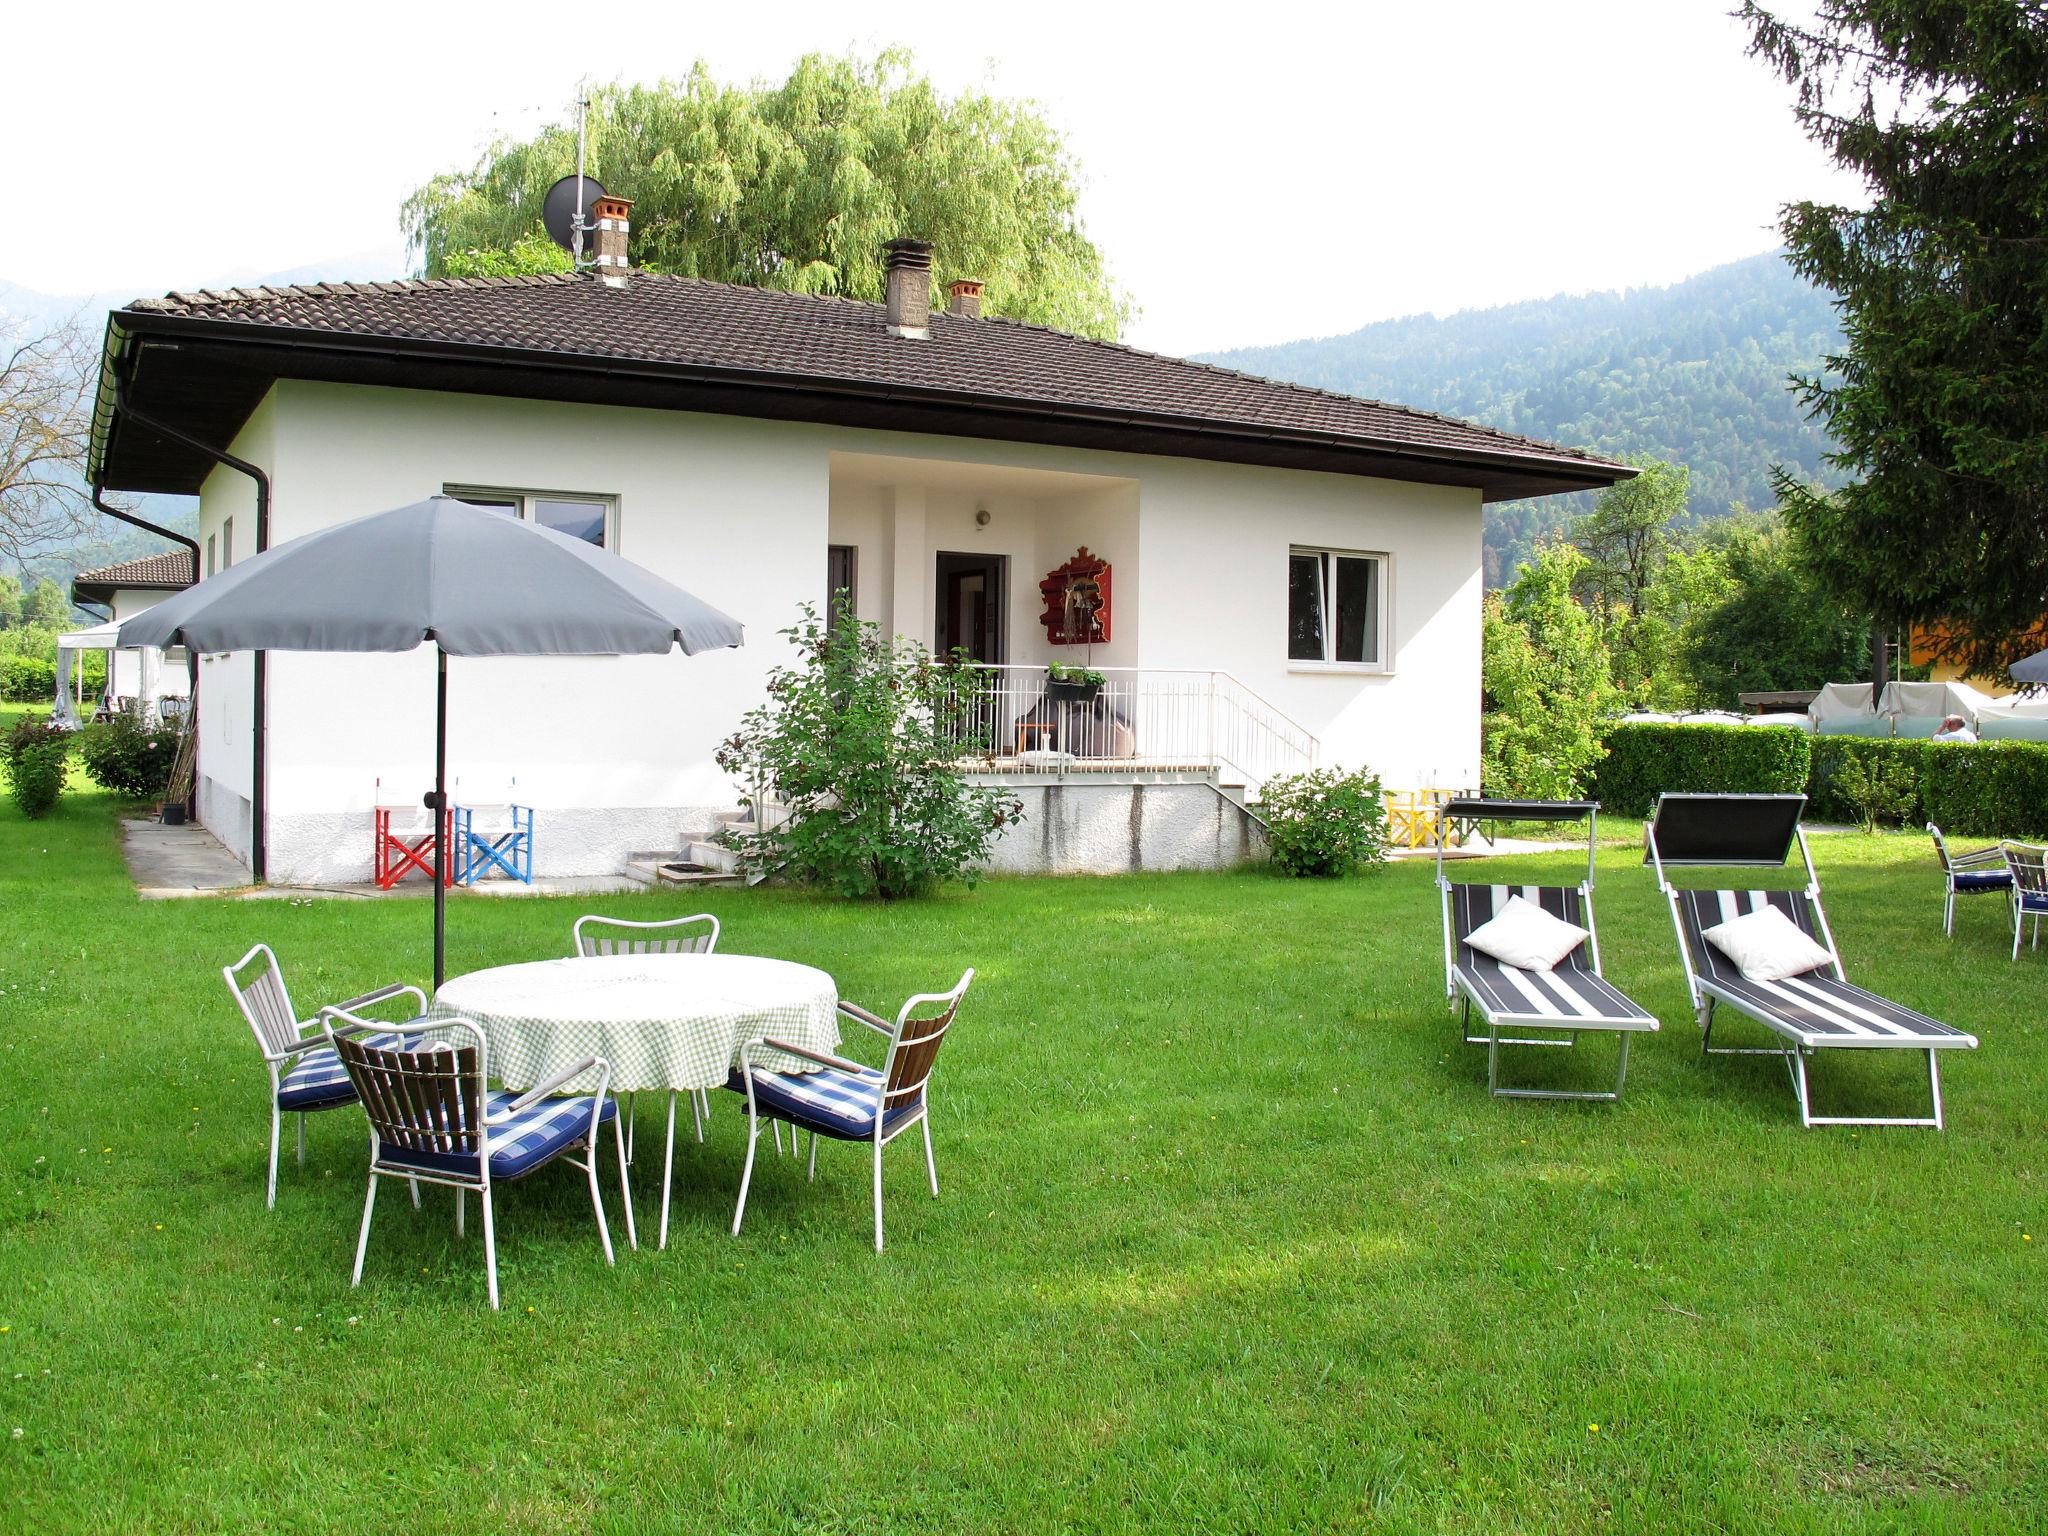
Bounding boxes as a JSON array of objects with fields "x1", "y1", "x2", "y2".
[{"x1": 5, "y1": 0, "x2": 1858, "y2": 356}]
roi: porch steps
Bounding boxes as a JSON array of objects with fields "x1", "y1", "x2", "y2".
[{"x1": 621, "y1": 839, "x2": 748, "y2": 888}]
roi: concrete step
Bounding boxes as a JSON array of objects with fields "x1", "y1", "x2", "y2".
[{"x1": 622, "y1": 857, "x2": 745, "y2": 888}]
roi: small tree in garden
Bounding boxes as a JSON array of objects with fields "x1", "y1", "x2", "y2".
[
  {"x1": 1260, "y1": 767, "x2": 1389, "y2": 877},
  {"x1": 1482, "y1": 542, "x2": 1621, "y2": 799},
  {"x1": 3, "y1": 714, "x2": 70, "y2": 819},
  {"x1": 1834, "y1": 752, "x2": 1918, "y2": 836},
  {"x1": 716, "y1": 602, "x2": 1022, "y2": 898}
]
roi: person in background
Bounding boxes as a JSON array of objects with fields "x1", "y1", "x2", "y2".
[{"x1": 1932, "y1": 714, "x2": 1978, "y2": 743}]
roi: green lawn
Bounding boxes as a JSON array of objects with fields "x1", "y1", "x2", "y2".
[{"x1": 1, "y1": 783, "x2": 2041, "y2": 1534}]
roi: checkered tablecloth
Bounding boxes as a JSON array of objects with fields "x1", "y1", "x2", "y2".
[{"x1": 429, "y1": 954, "x2": 841, "y2": 1095}]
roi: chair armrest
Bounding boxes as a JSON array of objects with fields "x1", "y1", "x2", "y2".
[
  {"x1": 1951, "y1": 846, "x2": 2007, "y2": 869},
  {"x1": 836, "y1": 1000, "x2": 893, "y2": 1036},
  {"x1": 743, "y1": 1035, "x2": 874, "y2": 1076},
  {"x1": 497, "y1": 1056, "x2": 605, "y2": 1116},
  {"x1": 335, "y1": 981, "x2": 430, "y2": 1018}
]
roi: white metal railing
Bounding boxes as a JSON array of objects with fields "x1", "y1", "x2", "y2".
[{"x1": 941, "y1": 665, "x2": 1318, "y2": 797}]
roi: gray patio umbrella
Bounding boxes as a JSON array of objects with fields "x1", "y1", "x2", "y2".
[
  {"x1": 2012, "y1": 648, "x2": 2048, "y2": 688},
  {"x1": 119, "y1": 496, "x2": 743, "y2": 986}
]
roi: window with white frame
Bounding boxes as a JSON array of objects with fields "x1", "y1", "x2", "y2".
[
  {"x1": 1287, "y1": 547, "x2": 1387, "y2": 667},
  {"x1": 445, "y1": 486, "x2": 618, "y2": 550}
]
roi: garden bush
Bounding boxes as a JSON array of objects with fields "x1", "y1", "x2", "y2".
[
  {"x1": 1, "y1": 655, "x2": 56, "y2": 703},
  {"x1": 1594, "y1": 723, "x2": 1811, "y2": 818},
  {"x1": 3, "y1": 715, "x2": 70, "y2": 819},
  {"x1": 1259, "y1": 767, "x2": 1389, "y2": 877},
  {"x1": 716, "y1": 601, "x2": 1022, "y2": 898},
  {"x1": 77, "y1": 713, "x2": 184, "y2": 800},
  {"x1": 1806, "y1": 737, "x2": 1925, "y2": 827}
]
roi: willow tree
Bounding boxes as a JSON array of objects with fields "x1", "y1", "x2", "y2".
[
  {"x1": 1742, "y1": 2, "x2": 2048, "y2": 678},
  {"x1": 403, "y1": 52, "x2": 1130, "y2": 341}
]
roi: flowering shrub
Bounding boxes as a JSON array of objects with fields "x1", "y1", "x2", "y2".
[
  {"x1": 716, "y1": 601, "x2": 1023, "y2": 898},
  {"x1": 77, "y1": 713, "x2": 183, "y2": 800},
  {"x1": 3, "y1": 715, "x2": 70, "y2": 819},
  {"x1": 1260, "y1": 767, "x2": 1389, "y2": 877}
]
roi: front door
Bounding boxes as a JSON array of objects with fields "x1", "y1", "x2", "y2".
[{"x1": 935, "y1": 552, "x2": 1006, "y2": 664}]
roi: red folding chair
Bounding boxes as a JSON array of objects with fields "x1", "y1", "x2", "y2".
[{"x1": 373, "y1": 783, "x2": 453, "y2": 890}]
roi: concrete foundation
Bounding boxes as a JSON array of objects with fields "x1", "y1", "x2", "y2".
[{"x1": 980, "y1": 780, "x2": 1265, "y2": 875}]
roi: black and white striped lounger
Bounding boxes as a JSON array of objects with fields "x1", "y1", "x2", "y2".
[
  {"x1": 1438, "y1": 800, "x2": 1657, "y2": 1102},
  {"x1": 1648, "y1": 793, "x2": 1978, "y2": 1129}
]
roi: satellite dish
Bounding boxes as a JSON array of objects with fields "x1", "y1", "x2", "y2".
[{"x1": 543, "y1": 174, "x2": 607, "y2": 254}]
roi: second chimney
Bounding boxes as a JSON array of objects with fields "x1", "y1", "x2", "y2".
[
  {"x1": 592, "y1": 194, "x2": 634, "y2": 288},
  {"x1": 947, "y1": 279, "x2": 985, "y2": 319},
  {"x1": 883, "y1": 239, "x2": 934, "y2": 338}
]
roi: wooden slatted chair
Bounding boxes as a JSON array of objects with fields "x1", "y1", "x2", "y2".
[
  {"x1": 728, "y1": 970, "x2": 973, "y2": 1251},
  {"x1": 2001, "y1": 842, "x2": 2048, "y2": 960},
  {"x1": 320, "y1": 1010, "x2": 634, "y2": 1310},
  {"x1": 571, "y1": 912, "x2": 721, "y2": 1168},
  {"x1": 222, "y1": 944, "x2": 429, "y2": 1208},
  {"x1": 1928, "y1": 823, "x2": 2011, "y2": 937}
]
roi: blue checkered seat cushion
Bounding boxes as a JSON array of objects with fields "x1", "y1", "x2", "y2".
[
  {"x1": 277, "y1": 1032, "x2": 411, "y2": 1111},
  {"x1": 1952, "y1": 869, "x2": 2013, "y2": 891},
  {"x1": 374, "y1": 1091, "x2": 617, "y2": 1182},
  {"x1": 726, "y1": 1063, "x2": 922, "y2": 1141}
]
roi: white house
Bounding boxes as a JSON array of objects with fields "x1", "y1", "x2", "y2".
[
  {"x1": 89, "y1": 236, "x2": 1628, "y2": 882},
  {"x1": 69, "y1": 550, "x2": 196, "y2": 707}
]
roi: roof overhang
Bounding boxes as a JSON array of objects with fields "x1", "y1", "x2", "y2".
[{"x1": 92, "y1": 309, "x2": 1635, "y2": 503}]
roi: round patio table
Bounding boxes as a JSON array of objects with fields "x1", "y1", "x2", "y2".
[
  {"x1": 429, "y1": 952, "x2": 841, "y2": 1096},
  {"x1": 431, "y1": 952, "x2": 842, "y2": 1249}
]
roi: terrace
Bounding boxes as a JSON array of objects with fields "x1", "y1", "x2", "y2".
[{"x1": 2, "y1": 772, "x2": 2040, "y2": 1531}]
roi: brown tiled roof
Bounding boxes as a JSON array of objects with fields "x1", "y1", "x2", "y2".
[
  {"x1": 122, "y1": 273, "x2": 1621, "y2": 479},
  {"x1": 74, "y1": 550, "x2": 196, "y2": 590}
]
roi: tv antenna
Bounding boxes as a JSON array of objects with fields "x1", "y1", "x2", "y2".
[{"x1": 542, "y1": 92, "x2": 605, "y2": 271}]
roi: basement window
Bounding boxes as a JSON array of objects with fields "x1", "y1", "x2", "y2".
[
  {"x1": 446, "y1": 486, "x2": 618, "y2": 550},
  {"x1": 1288, "y1": 547, "x2": 1387, "y2": 669}
]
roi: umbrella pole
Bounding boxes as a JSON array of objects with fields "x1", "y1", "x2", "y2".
[{"x1": 433, "y1": 645, "x2": 448, "y2": 991}]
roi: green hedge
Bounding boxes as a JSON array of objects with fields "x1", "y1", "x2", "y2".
[
  {"x1": 1808, "y1": 736, "x2": 2048, "y2": 839},
  {"x1": 1600, "y1": 723, "x2": 2048, "y2": 838},
  {"x1": 1594, "y1": 723, "x2": 1812, "y2": 818},
  {"x1": 0, "y1": 656, "x2": 55, "y2": 703}
]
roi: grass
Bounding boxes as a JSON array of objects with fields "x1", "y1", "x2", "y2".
[{"x1": 1, "y1": 781, "x2": 2042, "y2": 1533}]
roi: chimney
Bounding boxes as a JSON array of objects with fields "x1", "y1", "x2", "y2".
[
  {"x1": 947, "y1": 279, "x2": 985, "y2": 320},
  {"x1": 883, "y1": 239, "x2": 934, "y2": 338},
  {"x1": 591, "y1": 194, "x2": 634, "y2": 288}
]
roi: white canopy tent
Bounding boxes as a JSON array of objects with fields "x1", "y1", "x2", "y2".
[{"x1": 52, "y1": 621, "x2": 188, "y2": 729}]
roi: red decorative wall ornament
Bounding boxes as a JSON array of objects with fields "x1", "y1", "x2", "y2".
[{"x1": 1039, "y1": 548, "x2": 1112, "y2": 646}]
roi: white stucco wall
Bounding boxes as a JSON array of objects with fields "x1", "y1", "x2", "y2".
[{"x1": 195, "y1": 379, "x2": 1484, "y2": 881}]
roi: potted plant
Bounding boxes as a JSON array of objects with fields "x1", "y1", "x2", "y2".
[{"x1": 1046, "y1": 661, "x2": 1106, "y2": 705}]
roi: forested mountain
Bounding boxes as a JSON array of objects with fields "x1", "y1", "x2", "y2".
[{"x1": 1201, "y1": 252, "x2": 1844, "y2": 585}]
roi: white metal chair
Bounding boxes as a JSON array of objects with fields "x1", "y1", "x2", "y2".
[
  {"x1": 222, "y1": 943, "x2": 429, "y2": 1208},
  {"x1": 1928, "y1": 823, "x2": 2011, "y2": 937},
  {"x1": 2000, "y1": 842, "x2": 2048, "y2": 960},
  {"x1": 729, "y1": 970, "x2": 973, "y2": 1251},
  {"x1": 321, "y1": 1010, "x2": 634, "y2": 1310},
  {"x1": 572, "y1": 913, "x2": 721, "y2": 1164}
]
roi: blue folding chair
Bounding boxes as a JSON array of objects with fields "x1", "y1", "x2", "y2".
[{"x1": 454, "y1": 802, "x2": 534, "y2": 885}]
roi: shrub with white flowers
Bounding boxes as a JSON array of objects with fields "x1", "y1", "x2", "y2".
[{"x1": 1259, "y1": 767, "x2": 1389, "y2": 877}]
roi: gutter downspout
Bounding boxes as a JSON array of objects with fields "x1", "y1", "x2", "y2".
[{"x1": 111, "y1": 377, "x2": 271, "y2": 881}]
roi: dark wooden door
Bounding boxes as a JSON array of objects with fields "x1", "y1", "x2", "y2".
[{"x1": 935, "y1": 553, "x2": 1006, "y2": 664}]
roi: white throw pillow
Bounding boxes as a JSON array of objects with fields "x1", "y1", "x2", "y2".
[
  {"x1": 1464, "y1": 895, "x2": 1589, "y2": 971},
  {"x1": 1701, "y1": 905, "x2": 1834, "y2": 982}
]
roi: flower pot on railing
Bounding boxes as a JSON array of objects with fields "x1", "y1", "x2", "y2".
[{"x1": 1045, "y1": 666, "x2": 1106, "y2": 707}]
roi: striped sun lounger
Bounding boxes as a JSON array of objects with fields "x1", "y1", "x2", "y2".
[
  {"x1": 1438, "y1": 799, "x2": 1657, "y2": 1103},
  {"x1": 1648, "y1": 793, "x2": 1978, "y2": 1130}
]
